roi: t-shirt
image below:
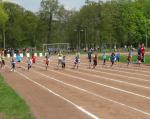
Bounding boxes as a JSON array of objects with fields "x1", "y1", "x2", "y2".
[
  {"x1": 116, "y1": 53, "x2": 120, "y2": 59},
  {"x1": 16, "y1": 55, "x2": 21, "y2": 61},
  {"x1": 88, "y1": 51, "x2": 92, "y2": 58},
  {"x1": 103, "y1": 55, "x2": 107, "y2": 60},
  {"x1": 141, "y1": 47, "x2": 145, "y2": 54}
]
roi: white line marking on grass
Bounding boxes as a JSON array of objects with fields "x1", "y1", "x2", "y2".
[
  {"x1": 15, "y1": 69, "x2": 100, "y2": 119},
  {"x1": 24, "y1": 66, "x2": 150, "y2": 117}
]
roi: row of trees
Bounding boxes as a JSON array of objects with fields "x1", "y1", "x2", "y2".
[{"x1": 0, "y1": 0, "x2": 150, "y2": 49}]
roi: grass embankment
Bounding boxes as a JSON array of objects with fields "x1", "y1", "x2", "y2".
[
  {"x1": 0, "y1": 76, "x2": 34, "y2": 119},
  {"x1": 99, "y1": 54, "x2": 150, "y2": 64}
]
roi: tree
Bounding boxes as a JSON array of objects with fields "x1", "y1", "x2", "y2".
[
  {"x1": 0, "y1": 1, "x2": 8, "y2": 48},
  {"x1": 40, "y1": 0, "x2": 59, "y2": 43}
]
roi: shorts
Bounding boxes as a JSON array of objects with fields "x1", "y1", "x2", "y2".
[
  {"x1": 93, "y1": 60, "x2": 97, "y2": 66},
  {"x1": 12, "y1": 63, "x2": 15, "y2": 69},
  {"x1": 46, "y1": 61, "x2": 49, "y2": 66},
  {"x1": 28, "y1": 64, "x2": 31, "y2": 69},
  {"x1": 103, "y1": 59, "x2": 106, "y2": 64}
]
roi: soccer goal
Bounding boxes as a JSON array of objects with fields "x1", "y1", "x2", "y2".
[{"x1": 43, "y1": 43, "x2": 70, "y2": 53}]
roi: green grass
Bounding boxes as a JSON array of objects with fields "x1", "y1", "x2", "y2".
[
  {"x1": 0, "y1": 76, "x2": 34, "y2": 119},
  {"x1": 99, "y1": 54, "x2": 150, "y2": 64}
]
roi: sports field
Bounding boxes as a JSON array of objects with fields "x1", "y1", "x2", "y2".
[{"x1": 1, "y1": 54, "x2": 150, "y2": 119}]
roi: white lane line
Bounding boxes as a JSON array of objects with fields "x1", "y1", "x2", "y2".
[
  {"x1": 27, "y1": 67, "x2": 150, "y2": 117},
  {"x1": 42, "y1": 60, "x2": 150, "y2": 84},
  {"x1": 60, "y1": 66, "x2": 150, "y2": 90},
  {"x1": 15, "y1": 69, "x2": 100, "y2": 119},
  {"x1": 11, "y1": 62, "x2": 150, "y2": 117},
  {"x1": 62, "y1": 58, "x2": 150, "y2": 77},
  {"x1": 39, "y1": 57, "x2": 150, "y2": 78},
  {"x1": 38, "y1": 58, "x2": 150, "y2": 82},
  {"x1": 43, "y1": 59, "x2": 150, "y2": 83},
  {"x1": 31, "y1": 62, "x2": 150, "y2": 101},
  {"x1": 50, "y1": 57, "x2": 150, "y2": 74}
]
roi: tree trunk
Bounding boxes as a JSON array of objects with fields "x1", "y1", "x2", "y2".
[
  {"x1": 47, "y1": 13, "x2": 52, "y2": 44},
  {"x1": 2, "y1": 24, "x2": 5, "y2": 49}
]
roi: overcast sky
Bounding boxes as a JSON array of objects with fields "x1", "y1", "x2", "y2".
[{"x1": 3, "y1": 0, "x2": 106, "y2": 12}]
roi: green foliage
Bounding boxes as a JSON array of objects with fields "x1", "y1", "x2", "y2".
[
  {"x1": 1, "y1": 0, "x2": 150, "y2": 49},
  {"x1": 0, "y1": 2, "x2": 8, "y2": 25}
]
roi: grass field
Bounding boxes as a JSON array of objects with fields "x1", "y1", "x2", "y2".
[
  {"x1": 0, "y1": 75, "x2": 34, "y2": 119},
  {"x1": 99, "y1": 54, "x2": 150, "y2": 64}
]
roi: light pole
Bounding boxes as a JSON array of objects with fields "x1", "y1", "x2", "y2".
[
  {"x1": 74, "y1": 29, "x2": 78, "y2": 49},
  {"x1": 3, "y1": 24, "x2": 5, "y2": 50},
  {"x1": 74, "y1": 27, "x2": 83, "y2": 51},
  {"x1": 84, "y1": 27, "x2": 87, "y2": 49},
  {"x1": 79, "y1": 29, "x2": 84, "y2": 50}
]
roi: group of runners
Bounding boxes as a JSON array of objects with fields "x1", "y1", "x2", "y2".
[{"x1": 0, "y1": 43, "x2": 146, "y2": 72}]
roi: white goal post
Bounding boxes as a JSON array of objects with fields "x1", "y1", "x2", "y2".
[{"x1": 43, "y1": 43, "x2": 70, "y2": 53}]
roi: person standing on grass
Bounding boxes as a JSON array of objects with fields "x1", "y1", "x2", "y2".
[
  {"x1": 88, "y1": 49, "x2": 92, "y2": 68},
  {"x1": 93, "y1": 52, "x2": 98, "y2": 69},
  {"x1": 137, "y1": 44, "x2": 141, "y2": 55},
  {"x1": 10, "y1": 57, "x2": 16, "y2": 72},
  {"x1": 127, "y1": 50, "x2": 132, "y2": 66},
  {"x1": 110, "y1": 52, "x2": 115, "y2": 67},
  {"x1": 140, "y1": 43, "x2": 145, "y2": 63},
  {"x1": 27, "y1": 57, "x2": 32, "y2": 71}
]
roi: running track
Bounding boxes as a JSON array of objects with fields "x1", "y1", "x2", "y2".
[{"x1": 1, "y1": 54, "x2": 150, "y2": 119}]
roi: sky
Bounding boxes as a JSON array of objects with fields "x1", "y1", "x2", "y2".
[{"x1": 3, "y1": 0, "x2": 105, "y2": 12}]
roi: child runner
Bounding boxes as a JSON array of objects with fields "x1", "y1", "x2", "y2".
[
  {"x1": 127, "y1": 52, "x2": 132, "y2": 66},
  {"x1": 73, "y1": 56, "x2": 80, "y2": 69},
  {"x1": 10, "y1": 57, "x2": 16, "y2": 72},
  {"x1": 57, "y1": 52, "x2": 63, "y2": 69},
  {"x1": 45, "y1": 55, "x2": 50, "y2": 70},
  {"x1": 140, "y1": 43, "x2": 145, "y2": 63},
  {"x1": 93, "y1": 53, "x2": 98, "y2": 69},
  {"x1": 32, "y1": 54, "x2": 36, "y2": 64},
  {"x1": 27, "y1": 58, "x2": 32, "y2": 71},
  {"x1": 110, "y1": 52, "x2": 115, "y2": 67},
  {"x1": 88, "y1": 49, "x2": 92, "y2": 68},
  {"x1": 61, "y1": 56, "x2": 66, "y2": 69},
  {"x1": 102, "y1": 52, "x2": 107, "y2": 67}
]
